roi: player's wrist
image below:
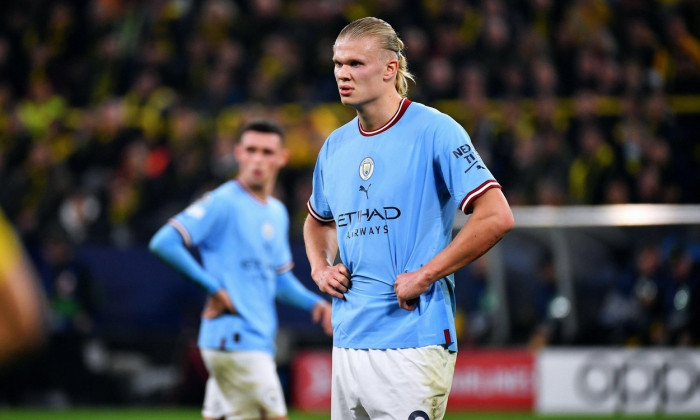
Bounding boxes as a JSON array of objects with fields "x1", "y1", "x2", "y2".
[
  {"x1": 417, "y1": 265, "x2": 438, "y2": 286},
  {"x1": 310, "y1": 264, "x2": 331, "y2": 280},
  {"x1": 200, "y1": 280, "x2": 220, "y2": 295},
  {"x1": 311, "y1": 300, "x2": 326, "y2": 311}
]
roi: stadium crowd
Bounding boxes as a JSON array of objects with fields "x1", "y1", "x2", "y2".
[
  {"x1": 1, "y1": 0, "x2": 699, "y2": 247},
  {"x1": 1, "y1": 0, "x2": 700, "y2": 407}
]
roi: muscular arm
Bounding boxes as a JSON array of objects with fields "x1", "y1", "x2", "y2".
[
  {"x1": 303, "y1": 214, "x2": 350, "y2": 299},
  {"x1": 394, "y1": 188, "x2": 514, "y2": 310}
]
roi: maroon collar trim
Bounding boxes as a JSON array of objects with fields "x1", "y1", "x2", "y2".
[{"x1": 358, "y1": 98, "x2": 412, "y2": 136}]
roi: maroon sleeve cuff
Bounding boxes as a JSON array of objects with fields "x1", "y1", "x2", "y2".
[
  {"x1": 459, "y1": 180, "x2": 501, "y2": 214},
  {"x1": 307, "y1": 201, "x2": 334, "y2": 223}
]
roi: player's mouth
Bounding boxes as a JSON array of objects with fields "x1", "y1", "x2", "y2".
[{"x1": 339, "y1": 86, "x2": 353, "y2": 95}]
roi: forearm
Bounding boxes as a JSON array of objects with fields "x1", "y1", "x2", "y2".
[
  {"x1": 303, "y1": 215, "x2": 351, "y2": 299},
  {"x1": 276, "y1": 270, "x2": 321, "y2": 311},
  {"x1": 420, "y1": 189, "x2": 514, "y2": 284},
  {"x1": 303, "y1": 215, "x2": 338, "y2": 274},
  {"x1": 149, "y1": 224, "x2": 220, "y2": 294}
]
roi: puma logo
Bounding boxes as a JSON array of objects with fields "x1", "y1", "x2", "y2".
[{"x1": 359, "y1": 184, "x2": 371, "y2": 199}]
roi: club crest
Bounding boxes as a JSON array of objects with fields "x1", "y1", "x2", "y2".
[
  {"x1": 262, "y1": 222, "x2": 274, "y2": 240},
  {"x1": 359, "y1": 157, "x2": 374, "y2": 181}
]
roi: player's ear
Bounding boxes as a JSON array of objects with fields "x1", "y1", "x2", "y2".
[
  {"x1": 383, "y1": 56, "x2": 398, "y2": 81},
  {"x1": 278, "y1": 147, "x2": 290, "y2": 167}
]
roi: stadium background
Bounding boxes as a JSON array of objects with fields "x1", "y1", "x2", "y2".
[{"x1": 1, "y1": 0, "x2": 699, "y2": 416}]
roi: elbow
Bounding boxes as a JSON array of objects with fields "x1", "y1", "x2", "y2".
[
  {"x1": 148, "y1": 235, "x2": 160, "y2": 254},
  {"x1": 494, "y1": 206, "x2": 515, "y2": 239},
  {"x1": 149, "y1": 227, "x2": 168, "y2": 255},
  {"x1": 303, "y1": 213, "x2": 320, "y2": 233},
  {"x1": 473, "y1": 188, "x2": 514, "y2": 240},
  {"x1": 502, "y1": 207, "x2": 515, "y2": 234}
]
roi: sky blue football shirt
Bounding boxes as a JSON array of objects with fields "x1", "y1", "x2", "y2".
[
  {"x1": 171, "y1": 181, "x2": 318, "y2": 354},
  {"x1": 308, "y1": 99, "x2": 501, "y2": 351}
]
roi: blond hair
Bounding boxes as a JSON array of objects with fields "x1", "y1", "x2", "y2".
[{"x1": 336, "y1": 17, "x2": 415, "y2": 97}]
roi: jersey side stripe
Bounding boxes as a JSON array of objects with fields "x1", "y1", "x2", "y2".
[
  {"x1": 168, "y1": 218, "x2": 193, "y2": 247},
  {"x1": 459, "y1": 180, "x2": 502, "y2": 214},
  {"x1": 307, "y1": 201, "x2": 334, "y2": 223}
]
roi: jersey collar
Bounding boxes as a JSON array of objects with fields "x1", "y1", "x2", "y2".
[
  {"x1": 234, "y1": 179, "x2": 269, "y2": 205},
  {"x1": 358, "y1": 98, "x2": 412, "y2": 137}
]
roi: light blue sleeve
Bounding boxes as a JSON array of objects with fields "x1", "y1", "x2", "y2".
[
  {"x1": 307, "y1": 140, "x2": 334, "y2": 222},
  {"x1": 275, "y1": 270, "x2": 323, "y2": 312},
  {"x1": 433, "y1": 114, "x2": 501, "y2": 214},
  {"x1": 148, "y1": 223, "x2": 220, "y2": 294},
  {"x1": 171, "y1": 192, "x2": 224, "y2": 247}
]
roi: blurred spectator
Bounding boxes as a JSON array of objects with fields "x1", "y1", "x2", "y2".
[
  {"x1": 600, "y1": 244, "x2": 665, "y2": 346},
  {"x1": 35, "y1": 226, "x2": 101, "y2": 405},
  {"x1": 455, "y1": 255, "x2": 494, "y2": 347},
  {"x1": 664, "y1": 13, "x2": 700, "y2": 93},
  {"x1": 16, "y1": 78, "x2": 67, "y2": 140},
  {"x1": 568, "y1": 124, "x2": 616, "y2": 204},
  {"x1": 528, "y1": 252, "x2": 561, "y2": 349},
  {"x1": 58, "y1": 188, "x2": 105, "y2": 244},
  {"x1": 660, "y1": 245, "x2": 698, "y2": 345}
]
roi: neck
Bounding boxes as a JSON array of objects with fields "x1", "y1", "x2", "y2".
[
  {"x1": 236, "y1": 178, "x2": 271, "y2": 203},
  {"x1": 357, "y1": 93, "x2": 403, "y2": 132}
]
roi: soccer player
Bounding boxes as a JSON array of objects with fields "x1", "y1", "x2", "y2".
[
  {"x1": 149, "y1": 119, "x2": 332, "y2": 420},
  {"x1": 303, "y1": 17, "x2": 514, "y2": 419},
  {"x1": 0, "y1": 208, "x2": 47, "y2": 366}
]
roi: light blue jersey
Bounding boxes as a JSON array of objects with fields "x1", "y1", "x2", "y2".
[
  {"x1": 169, "y1": 181, "x2": 320, "y2": 354},
  {"x1": 308, "y1": 99, "x2": 500, "y2": 351}
]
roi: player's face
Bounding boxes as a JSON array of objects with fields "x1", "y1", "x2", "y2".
[
  {"x1": 333, "y1": 36, "x2": 395, "y2": 108},
  {"x1": 234, "y1": 131, "x2": 288, "y2": 192}
]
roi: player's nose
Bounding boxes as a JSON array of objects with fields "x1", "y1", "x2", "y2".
[{"x1": 335, "y1": 65, "x2": 350, "y2": 80}]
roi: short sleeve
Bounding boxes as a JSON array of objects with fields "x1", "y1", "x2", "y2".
[
  {"x1": 433, "y1": 115, "x2": 501, "y2": 214},
  {"x1": 169, "y1": 192, "x2": 224, "y2": 247},
  {"x1": 307, "y1": 140, "x2": 334, "y2": 223}
]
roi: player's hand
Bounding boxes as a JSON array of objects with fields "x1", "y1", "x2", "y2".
[
  {"x1": 202, "y1": 289, "x2": 237, "y2": 319},
  {"x1": 311, "y1": 264, "x2": 351, "y2": 299},
  {"x1": 311, "y1": 300, "x2": 333, "y2": 336},
  {"x1": 394, "y1": 269, "x2": 432, "y2": 311}
]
